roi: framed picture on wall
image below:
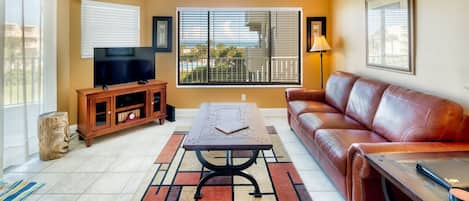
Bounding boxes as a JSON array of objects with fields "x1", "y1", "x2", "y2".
[
  {"x1": 153, "y1": 16, "x2": 172, "y2": 52},
  {"x1": 307, "y1": 17, "x2": 326, "y2": 52},
  {"x1": 366, "y1": 0, "x2": 415, "y2": 74}
]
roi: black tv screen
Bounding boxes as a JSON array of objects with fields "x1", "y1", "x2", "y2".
[{"x1": 94, "y1": 47, "x2": 155, "y2": 87}]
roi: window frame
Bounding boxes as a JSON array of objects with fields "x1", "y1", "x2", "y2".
[
  {"x1": 365, "y1": 0, "x2": 415, "y2": 74},
  {"x1": 176, "y1": 7, "x2": 303, "y2": 88}
]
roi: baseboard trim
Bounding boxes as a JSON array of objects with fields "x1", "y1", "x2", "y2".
[
  {"x1": 69, "y1": 124, "x2": 77, "y2": 134},
  {"x1": 260, "y1": 108, "x2": 287, "y2": 117},
  {"x1": 175, "y1": 109, "x2": 199, "y2": 118},
  {"x1": 68, "y1": 108, "x2": 286, "y2": 133}
]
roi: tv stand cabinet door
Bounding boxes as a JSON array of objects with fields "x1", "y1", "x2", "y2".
[
  {"x1": 149, "y1": 87, "x2": 166, "y2": 118},
  {"x1": 90, "y1": 96, "x2": 112, "y2": 131}
]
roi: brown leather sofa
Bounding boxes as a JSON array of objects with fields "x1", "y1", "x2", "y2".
[{"x1": 286, "y1": 71, "x2": 469, "y2": 201}]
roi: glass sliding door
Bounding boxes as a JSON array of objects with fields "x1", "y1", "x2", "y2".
[{"x1": 2, "y1": 0, "x2": 57, "y2": 169}]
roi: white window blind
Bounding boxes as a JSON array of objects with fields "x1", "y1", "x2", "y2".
[
  {"x1": 271, "y1": 11, "x2": 300, "y2": 82},
  {"x1": 81, "y1": 0, "x2": 140, "y2": 58}
]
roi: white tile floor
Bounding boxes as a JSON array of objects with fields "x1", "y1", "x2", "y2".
[{"x1": 3, "y1": 114, "x2": 344, "y2": 201}]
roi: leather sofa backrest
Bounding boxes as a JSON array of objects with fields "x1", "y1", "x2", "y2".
[
  {"x1": 325, "y1": 71, "x2": 359, "y2": 112},
  {"x1": 457, "y1": 116, "x2": 469, "y2": 141},
  {"x1": 372, "y1": 85, "x2": 464, "y2": 142},
  {"x1": 345, "y1": 78, "x2": 389, "y2": 129}
]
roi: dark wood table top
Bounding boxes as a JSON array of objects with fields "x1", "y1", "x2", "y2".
[
  {"x1": 366, "y1": 151, "x2": 469, "y2": 201},
  {"x1": 183, "y1": 103, "x2": 273, "y2": 151}
]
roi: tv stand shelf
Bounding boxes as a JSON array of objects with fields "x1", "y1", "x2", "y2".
[
  {"x1": 77, "y1": 80, "x2": 167, "y2": 147},
  {"x1": 116, "y1": 103, "x2": 145, "y2": 112}
]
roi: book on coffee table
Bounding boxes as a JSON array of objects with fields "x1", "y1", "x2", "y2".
[
  {"x1": 416, "y1": 159, "x2": 469, "y2": 190},
  {"x1": 215, "y1": 122, "x2": 249, "y2": 134}
]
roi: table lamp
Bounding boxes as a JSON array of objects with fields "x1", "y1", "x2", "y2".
[{"x1": 309, "y1": 35, "x2": 331, "y2": 89}]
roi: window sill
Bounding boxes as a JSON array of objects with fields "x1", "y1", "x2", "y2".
[{"x1": 176, "y1": 84, "x2": 302, "y2": 89}]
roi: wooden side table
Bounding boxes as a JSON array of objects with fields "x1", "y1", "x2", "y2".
[{"x1": 365, "y1": 152, "x2": 469, "y2": 201}]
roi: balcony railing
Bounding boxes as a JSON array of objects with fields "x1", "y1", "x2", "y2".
[
  {"x1": 3, "y1": 57, "x2": 42, "y2": 106},
  {"x1": 179, "y1": 56, "x2": 299, "y2": 85}
]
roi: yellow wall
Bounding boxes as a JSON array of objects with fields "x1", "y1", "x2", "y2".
[
  {"x1": 330, "y1": 0, "x2": 469, "y2": 113},
  {"x1": 63, "y1": 0, "x2": 146, "y2": 124},
  {"x1": 60, "y1": 0, "x2": 332, "y2": 124},
  {"x1": 57, "y1": 0, "x2": 70, "y2": 113}
]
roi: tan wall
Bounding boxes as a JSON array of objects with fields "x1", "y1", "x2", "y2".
[
  {"x1": 63, "y1": 0, "x2": 146, "y2": 124},
  {"x1": 331, "y1": 0, "x2": 469, "y2": 113},
  {"x1": 143, "y1": 0, "x2": 331, "y2": 110},
  {"x1": 61, "y1": 0, "x2": 332, "y2": 124},
  {"x1": 57, "y1": 0, "x2": 70, "y2": 113}
]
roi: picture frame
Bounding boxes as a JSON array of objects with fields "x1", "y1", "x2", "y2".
[
  {"x1": 306, "y1": 17, "x2": 326, "y2": 52},
  {"x1": 153, "y1": 16, "x2": 172, "y2": 52},
  {"x1": 366, "y1": 0, "x2": 415, "y2": 74}
]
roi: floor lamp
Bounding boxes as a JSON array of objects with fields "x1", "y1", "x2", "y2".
[{"x1": 309, "y1": 35, "x2": 331, "y2": 89}]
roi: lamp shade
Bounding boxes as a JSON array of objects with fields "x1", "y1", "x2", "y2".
[{"x1": 309, "y1": 35, "x2": 331, "y2": 52}]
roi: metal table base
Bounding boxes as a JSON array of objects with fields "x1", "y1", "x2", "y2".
[{"x1": 194, "y1": 149, "x2": 262, "y2": 199}]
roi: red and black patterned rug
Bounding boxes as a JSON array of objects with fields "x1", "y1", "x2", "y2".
[{"x1": 142, "y1": 126, "x2": 312, "y2": 201}]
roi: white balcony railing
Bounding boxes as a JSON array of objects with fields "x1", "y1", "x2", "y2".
[
  {"x1": 3, "y1": 57, "x2": 42, "y2": 106},
  {"x1": 179, "y1": 56, "x2": 299, "y2": 84}
]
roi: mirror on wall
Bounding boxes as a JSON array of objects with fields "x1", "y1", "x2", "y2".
[{"x1": 366, "y1": 0, "x2": 415, "y2": 74}]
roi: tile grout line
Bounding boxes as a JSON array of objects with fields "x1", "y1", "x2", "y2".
[{"x1": 4, "y1": 116, "x2": 344, "y2": 201}]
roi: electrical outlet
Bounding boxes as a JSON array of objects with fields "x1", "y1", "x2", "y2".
[{"x1": 241, "y1": 94, "x2": 247, "y2": 102}]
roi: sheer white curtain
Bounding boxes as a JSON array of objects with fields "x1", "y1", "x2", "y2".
[
  {"x1": 2, "y1": 0, "x2": 57, "y2": 171},
  {"x1": 1, "y1": 0, "x2": 6, "y2": 176}
]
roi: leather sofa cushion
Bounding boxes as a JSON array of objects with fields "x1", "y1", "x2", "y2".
[
  {"x1": 373, "y1": 85, "x2": 464, "y2": 142},
  {"x1": 345, "y1": 78, "x2": 388, "y2": 129},
  {"x1": 298, "y1": 113, "x2": 366, "y2": 139},
  {"x1": 288, "y1": 101, "x2": 339, "y2": 116},
  {"x1": 325, "y1": 71, "x2": 359, "y2": 112},
  {"x1": 315, "y1": 129, "x2": 388, "y2": 175}
]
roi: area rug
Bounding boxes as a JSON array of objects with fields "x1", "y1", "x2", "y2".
[
  {"x1": 0, "y1": 180, "x2": 44, "y2": 201},
  {"x1": 142, "y1": 126, "x2": 312, "y2": 201}
]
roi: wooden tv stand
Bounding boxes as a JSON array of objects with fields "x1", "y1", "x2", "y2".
[{"x1": 76, "y1": 80, "x2": 167, "y2": 147}]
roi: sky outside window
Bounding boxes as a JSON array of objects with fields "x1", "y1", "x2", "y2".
[
  {"x1": 5, "y1": 0, "x2": 40, "y2": 25},
  {"x1": 180, "y1": 11, "x2": 260, "y2": 48}
]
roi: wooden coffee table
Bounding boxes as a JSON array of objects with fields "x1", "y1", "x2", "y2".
[{"x1": 183, "y1": 103, "x2": 273, "y2": 199}]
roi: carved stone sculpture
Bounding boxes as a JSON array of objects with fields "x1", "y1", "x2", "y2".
[{"x1": 38, "y1": 112, "x2": 70, "y2": 160}]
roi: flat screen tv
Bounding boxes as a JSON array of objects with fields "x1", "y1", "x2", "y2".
[{"x1": 94, "y1": 47, "x2": 155, "y2": 87}]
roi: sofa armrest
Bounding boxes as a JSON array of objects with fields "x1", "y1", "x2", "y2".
[
  {"x1": 285, "y1": 88, "x2": 325, "y2": 102},
  {"x1": 349, "y1": 142, "x2": 469, "y2": 157},
  {"x1": 346, "y1": 142, "x2": 469, "y2": 201}
]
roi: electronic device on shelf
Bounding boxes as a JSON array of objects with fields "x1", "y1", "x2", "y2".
[
  {"x1": 116, "y1": 92, "x2": 146, "y2": 108},
  {"x1": 417, "y1": 160, "x2": 469, "y2": 201},
  {"x1": 94, "y1": 47, "x2": 155, "y2": 87}
]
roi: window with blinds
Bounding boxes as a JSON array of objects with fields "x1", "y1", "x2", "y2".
[
  {"x1": 178, "y1": 8, "x2": 301, "y2": 86},
  {"x1": 81, "y1": 0, "x2": 140, "y2": 58}
]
